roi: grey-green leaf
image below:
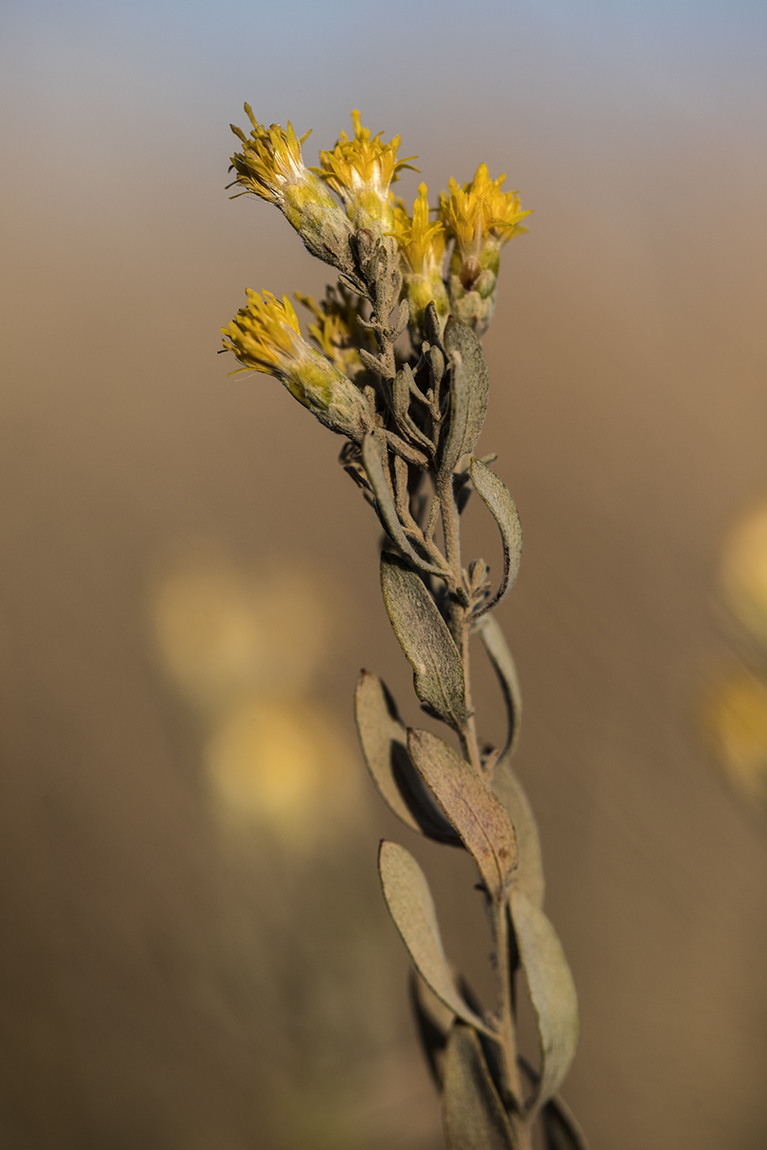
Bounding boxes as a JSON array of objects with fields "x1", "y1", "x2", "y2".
[
  {"x1": 408, "y1": 728, "x2": 518, "y2": 901},
  {"x1": 440, "y1": 318, "x2": 490, "y2": 477},
  {"x1": 510, "y1": 890, "x2": 579, "y2": 1114},
  {"x1": 542, "y1": 1095, "x2": 591, "y2": 1150},
  {"x1": 362, "y1": 431, "x2": 444, "y2": 576},
  {"x1": 476, "y1": 615, "x2": 522, "y2": 760},
  {"x1": 378, "y1": 841, "x2": 490, "y2": 1034},
  {"x1": 491, "y1": 756, "x2": 545, "y2": 910},
  {"x1": 469, "y1": 459, "x2": 522, "y2": 616},
  {"x1": 442, "y1": 1022, "x2": 518, "y2": 1150},
  {"x1": 354, "y1": 671, "x2": 460, "y2": 843},
  {"x1": 380, "y1": 553, "x2": 468, "y2": 730}
]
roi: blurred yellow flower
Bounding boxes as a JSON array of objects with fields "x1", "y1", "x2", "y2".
[
  {"x1": 704, "y1": 667, "x2": 767, "y2": 802},
  {"x1": 205, "y1": 694, "x2": 358, "y2": 838},
  {"x1": 316, "y1": 110, "x2": 416, "y2": 232}
]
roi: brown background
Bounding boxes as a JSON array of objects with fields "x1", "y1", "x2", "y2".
[{"x1": 1, "y1": 2, "x2": 767, "y2": 1147}]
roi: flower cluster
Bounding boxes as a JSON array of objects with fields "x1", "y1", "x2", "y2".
[
  {"x1": 315, "y1": 110, "x2": 417, "y2": 235},
  {"x1": 222, "y1": 107, "x2": 531, "y2": 428},
  {"x1": 221, "y1": 290, "x2": 373, "y2": 441}
]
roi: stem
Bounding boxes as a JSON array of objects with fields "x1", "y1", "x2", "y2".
[
  {"x1": 440, "y1": 464, "x2": 532, "y2": 1149},
  {"x1": 437, "y1": 471, "x2": 483, "y2": 775}
]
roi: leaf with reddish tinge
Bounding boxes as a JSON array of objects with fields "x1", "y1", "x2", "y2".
[{"x1": 408, "y1": 728, "x2": 517, "y2": 900}]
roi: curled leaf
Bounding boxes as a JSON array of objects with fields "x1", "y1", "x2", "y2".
[
  {"x1": 476, "y1": 615, "x2": 522, "y2": 760},
  {"x1": 442, "y1": 1022, "x2": 517, "y2": 1149},
  {"x1": 378, "y1": 841, "x2": 491, "y2": 1034},
  {"x1": 469, "y1": 459, "x2": 522, "y2": 617},
  {"x1": 408, "y1": 728, "x2": 518, "y2": 901},
  {"x1": 380, "y1": 553, "x2": 468, "y2": 731},
  {"x1": 510, "y1": 890, "x2": 579, "y2": 1114},
  {"x1": 354, "y1": 672, "x2": 460, "y2": 843}
]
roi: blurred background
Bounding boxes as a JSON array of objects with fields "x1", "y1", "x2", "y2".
[{"x1": 1, "y1": 1, "x2": 767, "y2": 1147}]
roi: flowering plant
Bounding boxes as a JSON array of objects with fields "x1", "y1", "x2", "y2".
[{"x1": 221, "y1": 107, "x2": 587, "y2": 1150}]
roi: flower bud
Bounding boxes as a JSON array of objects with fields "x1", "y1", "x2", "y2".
[{"x1": 222, "y1": 290, "x2": 374, "y2": 442}]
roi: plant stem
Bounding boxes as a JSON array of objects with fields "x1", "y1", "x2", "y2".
[{"x1": 440, "y1": 464, "x2": 532, "y2": 1149}]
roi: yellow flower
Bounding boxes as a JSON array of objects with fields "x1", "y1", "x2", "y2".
[
  {"x1": 229, "y1": 106, "x2": 355, "y2": 274},
  {"x1": 439, "y1": 163, "x2": 531, "y2": 266},
  {"x1": 294, "y1": 284, "x2": 372, "y2": 383},
  {"x1": 438, "y1": 163, "x2": 532, "y2": 334},
  {"x1": 392, "y1": 184, "x2": 449, "y2": 332},
  {"x1": 222, "y1": 290, "x2": 374, "y2": 441},
  {"x1": 315, "y1": 110, "x2": 417, "y2": 233}
]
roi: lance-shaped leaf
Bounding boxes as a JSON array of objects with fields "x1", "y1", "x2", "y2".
[
  {"x1": 354, "y1": 671, "x2": 460, "y2": 843},
  {"x1": 378, "y1": 841, "x2": 491, "y2": 1034},
  {"x1": 491, "y1": 756, "x2": 545, "y2": 910},
  {"x1": 380, "y1": 554, "x2": 468, "y2": 731},
  {"x1": 442, "y1": 1022, "x2": 518, "y2": 1150},
  {"x1": 469, "y1": 459, "x2": 522, "y2": 617},
  {"x1": 542, "y1": 1095, "x2": 591, "y2": 1150},
  {"x1": 476, "y1": 615, "x2": 522, "y2": 760},
  {"x1": 362, "y1": 431, "x2": 445, "y2": 577},
  {"x1": 439, "y1": 318, "x2": 490, "y2": 477},
  {"x1": 510, "y1": 890, "x2": 579, "y2": 1114},
  {"x1": 407, "y1": 729, "x2": 517, "y2": 901}
]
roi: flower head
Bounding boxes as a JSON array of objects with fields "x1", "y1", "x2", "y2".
[
  {"x1": 439, "y1": 163, "x2": 531, "y2": 268},
  {"x1": 392, "y1": 184, "x2": 449, "y2": 333},
  {"x1": 295, "y1": 285, "x2": 372, "y2": 384},
  {"x1": 315, "y1": 110, "x2": 417, "y2": 233},
  {"x1": 222, "y1": 290, "x2": 374, "y2": 441},
  {"x1": 438, "y1": 164, "x2": 532, "y2": 334},
  {"x1": 229, "y1": 106, "x2": 355, "y2": 275}
]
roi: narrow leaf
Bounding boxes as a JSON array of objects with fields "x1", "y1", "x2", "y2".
[
  {"x1": 542, "y1": 1095, "x2": 591, "y2": 1150},
  {"x1": 442, "y1": 1022, "x2": 518, "y2": 1150},
  {"x1": 362, "y1": 431, "x2": 444, "y2": 576},
  {"x1": 408, "y1": 729, "x2": 517, "y2": 901},
  {"x1": 492, "y1": 756, "x2": 545, "y2": 910},
  {"x1": 476, "y1": 615, "x2": 522, "y2": 760},
  {"x1": 354, "y1": 672, "x2": 460, "y2": 843},
  {"x1": 380, "y1": 554, "x2": 468, "y2": 730},
  {"x1": 469, "y1": 459, "x2": 522, "y2": 616},
  {"x1": 378, "y1": 841, "x2": 490, "y2": 1034},
  {"x1": 440, "y1": 318, "x2": 490, "y2": 477},
  {"x1": 510, "y1": 890, "x2": 579, "y2": 1114}
]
